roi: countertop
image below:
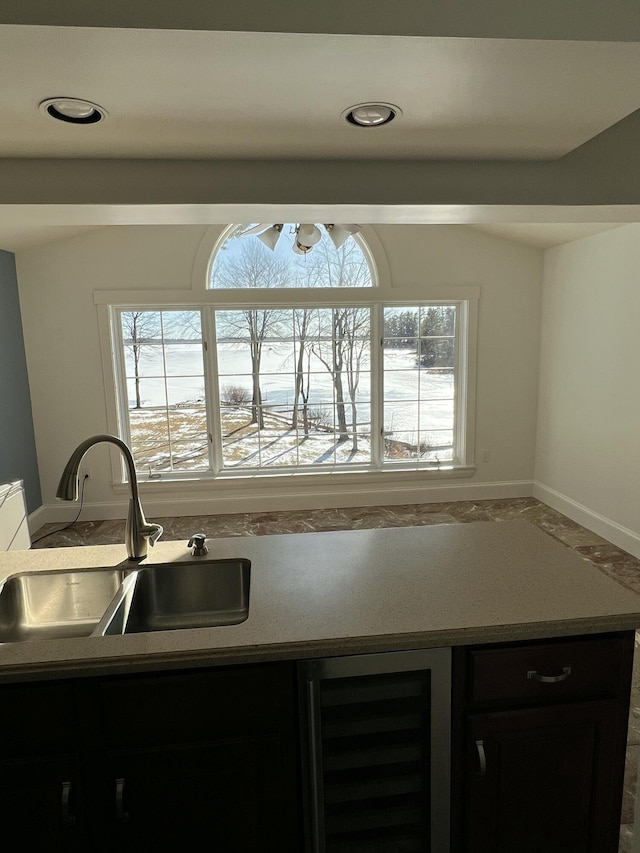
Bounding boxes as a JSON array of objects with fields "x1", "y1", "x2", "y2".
[{"x1": 1, "y1": 520, "x2": 640, "y2": 681}]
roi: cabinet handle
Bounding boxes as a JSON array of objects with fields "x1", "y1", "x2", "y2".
[
  {"x1": 61, "y1": 780, "x2": 76, "y2": 825},
  {"x1": 527, "y1": 666, "x2": 572, "y2": 683},
  {"x1": 115, "y1": 777, "x2": 129, "y2": 822},
  {"x1": 475, "y1": 739, "x2": 487, "y2": 780}
]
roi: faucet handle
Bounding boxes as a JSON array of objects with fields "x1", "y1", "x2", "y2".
[
  {"x1": 148, "y1": 523, "x2": 163, "y2": 547},
  {"x1": 188, "y1": 533, "x2": 208, "y2": 556}
]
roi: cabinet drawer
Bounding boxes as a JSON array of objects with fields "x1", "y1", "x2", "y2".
[
  {"x1": 469, "y1": 635, "x2": 629, "y2": 705},
  {"x1": 91, "y1": 661, "x2": 296, "y2": 748}
]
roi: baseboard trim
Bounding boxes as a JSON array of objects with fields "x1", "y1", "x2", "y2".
[
  {"x1": 35, "y1": 480, "x2": 534, "y2": 526},
  {"x1": 26, "y1": 504, "x2": 48, "y2": 537},
  {"x1": 533, "y1": 482, "x2": 640, "y2": 559}
]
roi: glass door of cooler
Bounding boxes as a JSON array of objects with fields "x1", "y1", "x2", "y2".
[{"x1": 299, "y1": 647, "x2": 451, "y2": 853}]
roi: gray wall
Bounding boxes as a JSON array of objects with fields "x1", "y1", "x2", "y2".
[{"x1": 0, "y1": 249, "x2": 41, "y2": 512}]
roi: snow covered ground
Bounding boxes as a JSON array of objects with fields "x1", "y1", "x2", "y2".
[{"x1": 127, "y1": 344, "x2": 454, "y2": 472}]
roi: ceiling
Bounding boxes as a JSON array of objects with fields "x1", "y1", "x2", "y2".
[
  {"x1": 0, "y1": 222, "x2": 627, "y2": 254},
  {"x1": 470, "y1": 223, "x2": 625, "y2": 249},
  {"x1": 0, "y1": 18, "x2": 639, "y2": 251},
  {"x1": 2, "y1": 26, "x2": 640, "y2": 161}
]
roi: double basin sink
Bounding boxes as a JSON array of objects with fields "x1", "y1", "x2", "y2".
[{"x1": 0, "y1": 558, "x2": 251, "y2": 643}]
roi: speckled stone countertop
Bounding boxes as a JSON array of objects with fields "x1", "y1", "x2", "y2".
[
  {"x1": 1, "y1": 508, "x2": 640, "y2": 681},
  {"x1": 31, "y1": 497, "x2": 640, "y2": 596}
]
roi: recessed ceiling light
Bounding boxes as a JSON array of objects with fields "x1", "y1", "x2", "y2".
[
  {"x1": 39, "y1": 97, "x2": 107, "y2": 125},
  {"x1": 343, "y1": 103, "x2": 400, "y2": 127}
]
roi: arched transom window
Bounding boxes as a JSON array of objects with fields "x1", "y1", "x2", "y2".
[{"x1": 209, "y1": 223, "x2": 375, "y2": 289}]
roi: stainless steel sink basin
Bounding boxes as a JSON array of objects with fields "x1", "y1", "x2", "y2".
[
  {"x1": 100, "y1": 558, "x2": 251, "y2": 635},
  {"x1": 0, "y1": 568, "x2": 126, "y2": 642}
]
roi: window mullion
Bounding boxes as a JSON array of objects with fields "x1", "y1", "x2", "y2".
[
  {"x1": 453, "y1": 299, "x2": 467, "y2": 467},
  {"x1": 370, "y1": 305, "x2": 383, "y2": 468},
  {"x1": 205, "y1": 308, "x2": 224, "y2": 473},
  {"x1": 159, "y1": 312, "x2": 173, "y2": 474}
]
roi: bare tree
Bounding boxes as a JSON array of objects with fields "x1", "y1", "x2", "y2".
[
  {"x1": 292, "y1": 308, "x2": 316, "y2": 436},
  {"x1": 341, "y1": 307, "x2": 370, "y2": 451},
  {"x1": 120, "y1": 311, "x2": 160, "y2": 409},
  {"x1": 290, "y1": 258, "x2": 325, "y2": 436},
  {"x1": 212, "y1": 241, "x2": 289, "y2": 428},
  {"x1": 313, "y1": 307, "x2": 370, "y2": 447},
  {"x1": 308, "y1": 241, "x2": 372, "y2": 446}
]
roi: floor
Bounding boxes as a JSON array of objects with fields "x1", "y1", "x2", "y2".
[{"x1": 32, "y1": 496, "x2": 640, "y2": 851}]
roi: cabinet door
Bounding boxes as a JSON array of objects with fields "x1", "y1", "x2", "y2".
[
  {"x1": 464, "y1": 700, "x2": 624, "y2": 853},
  {"x1": 0, "y1": 756, "x2": 85, "y2": 852},
  {"x1": 99, "y1": 736, "x2": 297, "y2": 853},
  {"x1": 85, "y1": 662, "x2": 301, "y2": 853},
  {"x1": 0, "y1": 681, "x2": 85, "y2": 852}
]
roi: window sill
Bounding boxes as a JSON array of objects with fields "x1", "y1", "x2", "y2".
[{"x1": 112, "y1": 465, "x2": 477, "y2": 496}]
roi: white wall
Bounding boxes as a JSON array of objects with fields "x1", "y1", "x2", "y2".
[
  {"x1": 535, "y1": 224, "x2": 640, "y2": 556},
  {"x1": 15, "y1": 224, "x2": 542, "y2": 521}
]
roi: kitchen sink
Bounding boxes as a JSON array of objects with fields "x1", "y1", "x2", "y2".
[
  {"x1": 99, "y1": 558, "x2": 251, "y2": 635},
  {"x1": 0, "y1": 567, "x2": 126, "y2": 642}
]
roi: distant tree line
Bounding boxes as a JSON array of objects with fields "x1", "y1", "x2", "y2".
[{"x1": 384, "y1": 306, "x2": 455, "y2": 368}]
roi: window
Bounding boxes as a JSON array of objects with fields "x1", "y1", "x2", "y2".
[
  {"x1": 107, "y1": 225, "x2": 476, "y2": 481},
  {"x1": 383, "y1": 305, "x2": 457, "y2": 464},
  {"x1": 210, "y1": 224, "x2": 374, "y2": 289},
  {"x1": 117, "y1": 309, "x2": 209, "y2": 473},
  {"x1": 215, "y1": 306, "x2": 373, "y2": 468}
]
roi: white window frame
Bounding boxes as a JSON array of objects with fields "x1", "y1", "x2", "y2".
[{"x1": 95, "y1": 227, "x2": 478, "y2": 488}]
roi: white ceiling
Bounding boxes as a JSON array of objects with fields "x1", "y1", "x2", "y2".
[
  {"x1": 470, "y1": 223, "x2": 625, "y2": 249},
  {"x1": 0, "y1": 23, "x2": 638, "y2": 251},
  {"x1": 0, "y1": 222, "x2": 627, "y2": 253},
  {"x1": 0, "y1": 225, "x2": 101, "y2": 252},
  {"x1": 2, "y1": 26, "x2": 640, "y2": 160}
]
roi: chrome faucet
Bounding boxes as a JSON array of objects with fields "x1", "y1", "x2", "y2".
[{"x1": 56, "y1": 434, "x2": 163, "y2": 561}]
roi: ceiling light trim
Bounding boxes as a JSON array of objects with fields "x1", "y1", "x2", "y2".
[
  {"x1": 343, "y1": 103, "x2": 401, "y2": 127},
  {"x1": 39, "y1": 97, "x2": 108, "y2": 125}
]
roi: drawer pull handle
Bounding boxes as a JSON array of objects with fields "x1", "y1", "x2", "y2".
[
  {"x1": 61, "y1": 780, "x2": 75, "y2": 825},
  {"x1": 475, "y1": 739, "x2": 487, "y2": 779},
  {"x1": 527, "y1": 666, "x2": 572, "y2": 683},
  {"x1": 115, "y1": 778, "x2": 129, "y2": 822}
]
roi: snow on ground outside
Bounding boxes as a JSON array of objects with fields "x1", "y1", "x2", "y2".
[{"x1": 127, "y1": 346, "x2": 454, "y2": 472}]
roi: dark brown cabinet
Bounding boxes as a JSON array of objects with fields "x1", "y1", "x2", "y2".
[
  {"x1": 0, "y1": 681, "x2": 86, "y2": 851},
  {"x1": 0, "y1": 661, "x2": 301, "y2": 853},
  {"x1": 0, "y1": 631, "x2": 634, "y2": 853},
  {"x1": 452, "y1": 631, "x2": 635, "y2": 853},
  {"x1": 99, "y1": 737, "x2": 289, "y2": 851}
]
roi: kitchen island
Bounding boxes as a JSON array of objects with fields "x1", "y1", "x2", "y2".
[{"x1": 1, "y1": 519, "x2": 639, "y2": 852}]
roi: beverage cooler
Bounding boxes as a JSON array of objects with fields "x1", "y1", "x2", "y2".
[{"x1": 298, "y1": 647, "x2": 451, "y2": 853}]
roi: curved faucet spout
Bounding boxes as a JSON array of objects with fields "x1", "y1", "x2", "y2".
[{"x1": 56, "y1": 434, "x2": 163, "y2": 560}]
